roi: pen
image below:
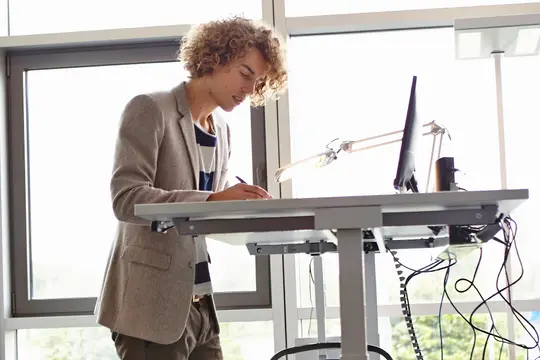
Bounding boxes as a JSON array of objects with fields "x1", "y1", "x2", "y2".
[{"x1": 235, "y1": 176, "x2": 247, "y2": 184}]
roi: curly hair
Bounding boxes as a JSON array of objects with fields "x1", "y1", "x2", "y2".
[{"x1": 178, "y1": 16, "x2": 288, "y2": 106}]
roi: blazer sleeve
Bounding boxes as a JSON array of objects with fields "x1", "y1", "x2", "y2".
[{"x1": 110, "y1": 94, "x2": 212, "y2": 224}]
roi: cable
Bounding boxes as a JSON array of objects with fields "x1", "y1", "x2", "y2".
[
  {"x1": 436, "y1": 236, "x2": 509, "y2": 360},
  {"x1": 499, "y1": 218, "x2": 540, "y2": 353},
  {"x1": 307, "y1": 256, "x2": 315, "y2": 336},
  {"x1": 448, "y1": 225, "x2": 509, "y2": 355},
  {"x1": 467, "y1": 249, "x2": 490, "y2": 360},
  {"x1": 389, "y1": 215, "x2": 539, "y2": 360},
  {"x1": 388, "y1": 247, "x2": 455, "y2": 360},
  {"x1": 439, "y1": 216, "x2": 540, "y2": 359},
  {"x1": 438, "y1": 260, "x2": 452, "y2": 360},
  {"x1": 481, "y1": 322, "x2": 493, "y2": 360},
  {"x1": 304, "y1": 216, "x2": 538, "y2": 359},
  {"x1": 269, "y1": 342, "x2": 394, "y2": 360},
  {"x1": 391, "y1": 251, "x2": 425, "y2": 360}
]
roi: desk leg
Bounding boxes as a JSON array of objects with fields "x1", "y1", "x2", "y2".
[
  {"x1": 337, "y1": 229, "x2": 369, "y2": 360},
  {"x1": 364, "y1": 252, "x2": 380, "y2": 360},
  {"x1": 313, "y1": 254, "x2": 328, "y2": 359}
]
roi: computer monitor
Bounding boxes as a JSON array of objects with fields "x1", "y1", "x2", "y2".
[{"x1": 394, "y1": 75, "x2": 422, "y2": 193}]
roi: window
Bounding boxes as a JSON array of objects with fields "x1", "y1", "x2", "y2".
[
  {"x1": 501, "y1": 54, "x2": 540, "y2": 301},
  {"x1": 8, "y1": 43, "x2": 270, "y2": 316},
  {"x1": 8, "y1": 0, "x2": 262, "y2": 35},
  {"x1": 286, "y1": 28, "x2": 505, "y2": 308},
  {"x1": 515, "y1": 311, "x2": 540, "y2": 359},
  {"x1": 285, "y1": 0, "x2": 539, "y2": 17},
  {"x1": 17, "y1": 321, "x2": 275, "y2": 360},
  {"x1": 0, "y1": 0, "x2": 6, "y2": 36},
  {"x1": 391, "y1": 313, "x2": 510, "y2": 359}
]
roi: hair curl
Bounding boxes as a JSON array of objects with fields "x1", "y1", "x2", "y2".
[{"x1": 178, "y1": 16, "x2": 288, "y2": 106}]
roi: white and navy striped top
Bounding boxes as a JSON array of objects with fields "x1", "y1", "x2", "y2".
[{"x1": 193, "y1": 122, "x2": 216, "y2": 297}]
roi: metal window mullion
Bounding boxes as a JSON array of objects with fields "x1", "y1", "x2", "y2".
[
  {"x1": 9, "y1": 42, "x2": 272, "y2": 317},
  {"x1": 285, "y1": 3, "x2": 540, "y2": 36}
]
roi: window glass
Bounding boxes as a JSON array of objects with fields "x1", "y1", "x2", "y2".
[
  {"x1": 26, "y1": 62, "x2": 255, "y2": 299},
  {"x1": 0, "y1": 0, "x2": 7, "y2": 36},
  {"x1": 9, "y1": 0, "x2": 261, "y2": 35},
  {"x1": 501, "y1": 54, "x2": 540, "y2": 301},
  {"x1": 17, "y1": 321, "x2": 275, "y2": 360},
  {"x1": 287, "y1": 28, "x2": 504, "y2": 307},
  {"x1": 515, "y1": 311, "x2": 540, "y2": 359},
  {"x1": 285, "y1": 0, "x2": 537, "y2": 17}
]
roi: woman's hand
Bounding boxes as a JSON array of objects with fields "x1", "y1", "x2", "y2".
[{"x1": 207, "y1": 183, "x2": 272, "y2": 201}]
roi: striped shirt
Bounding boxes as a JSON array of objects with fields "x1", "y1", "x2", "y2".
[{"x1": 192, "y1": 122, "x2": 216, "y2": 296}]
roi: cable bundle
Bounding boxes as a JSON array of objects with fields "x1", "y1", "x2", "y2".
[
  {"x1": 389, "y1": 247, "x2": 456, "y2": 360},
  {"x1": 390, "y1": 216, "x2": 540, "y2": 360},
  {"x1": 443, "y1": 217, "x2": 540, "y2": 359}
]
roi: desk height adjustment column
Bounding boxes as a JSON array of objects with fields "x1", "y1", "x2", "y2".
[
  {"x1": 314, "y1": 206, "x2": 383, "y2": 360},
  {"x1": 337, "y1": 228, "x2": 369, "y2": 360}
]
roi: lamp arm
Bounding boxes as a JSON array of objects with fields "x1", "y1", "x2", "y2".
[
  {"x1": 340, "y1": 120, "x2": 447, "y2": 153},
  {"x1": 273, "y1": 120, "x2": 450, "y2": 183}
]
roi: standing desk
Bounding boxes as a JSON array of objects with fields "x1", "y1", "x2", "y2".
[{"x1": 135, "y1": 189, "x2": 528, "y2": 360}]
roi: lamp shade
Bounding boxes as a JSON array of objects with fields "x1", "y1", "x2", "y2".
[
  {"x1": 274, "y1": 149, "x2": 338, "y2": 183},
  {"x1": 454, "y1": 13, "x2": 540, "y2": 59}
]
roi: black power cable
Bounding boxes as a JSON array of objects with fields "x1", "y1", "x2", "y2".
[
  {"x1": 280, "y1": 217, "x2": 539, "y2": 360},
  {"x1": 439, "y1": 217, "x2": 540, "y2": 359},
  {"x1": 269, "y1": 342, "x2": 394, "y2": 360},
  {"x1": 388, "y1": 215, "x2": 540, "y2": 360}
]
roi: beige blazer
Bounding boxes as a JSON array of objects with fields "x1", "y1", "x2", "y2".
[{"x1": 95, "y1": 81, "x2": 230, "y2": 344}]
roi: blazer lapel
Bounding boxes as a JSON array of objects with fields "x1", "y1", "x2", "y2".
[
  {"x1": 173, "y1": 82, "x2": 199, "y2": 189},
  {"x1": 212, "y1": 115, "x2": 224, "y2": 191}
]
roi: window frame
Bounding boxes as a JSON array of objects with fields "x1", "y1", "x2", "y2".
[{"x1": 7, "y1": 41, "x2": 271, "y2": 317}]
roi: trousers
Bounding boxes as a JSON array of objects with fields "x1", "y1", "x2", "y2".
[{"x1": 112, "y1": 296, "x2": 223, "y2": 360}]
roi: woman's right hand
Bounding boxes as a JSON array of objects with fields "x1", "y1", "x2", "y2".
[{"x1": 207, "y1": 183, "x2": 272, "y2": 201}]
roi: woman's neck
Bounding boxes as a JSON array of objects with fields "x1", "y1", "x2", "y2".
[{"x1": 185, "y1": 78, "x2": 218, "y2": 131}]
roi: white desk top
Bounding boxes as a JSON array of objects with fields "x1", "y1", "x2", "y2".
[{"x1": 135, "y1": 189, "x2": 528, "y2": 222}]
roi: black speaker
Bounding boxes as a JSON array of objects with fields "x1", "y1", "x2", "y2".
[{"x1": 434, "y1": 157, "x2": 456, "y2": 192}]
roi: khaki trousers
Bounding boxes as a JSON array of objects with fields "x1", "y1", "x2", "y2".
[{"x1": 112, "y1": 296, "x2": 223, "y2": 360}]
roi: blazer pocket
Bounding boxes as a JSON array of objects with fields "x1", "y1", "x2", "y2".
[{"x1": 121, "y1": 245, "x2": 171, "y2": 270}]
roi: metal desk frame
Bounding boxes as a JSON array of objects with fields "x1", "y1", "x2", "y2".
[{"x1": 135, "y1": 189, "x2": 528, "y2": 360}]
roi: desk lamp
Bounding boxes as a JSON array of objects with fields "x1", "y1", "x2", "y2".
[
  {"x1": 454, "y1": 13, "x2": 540, "y2": 189},
  {"x1": 275, "y1": 120, "x2": 449, "y2": 193}
]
